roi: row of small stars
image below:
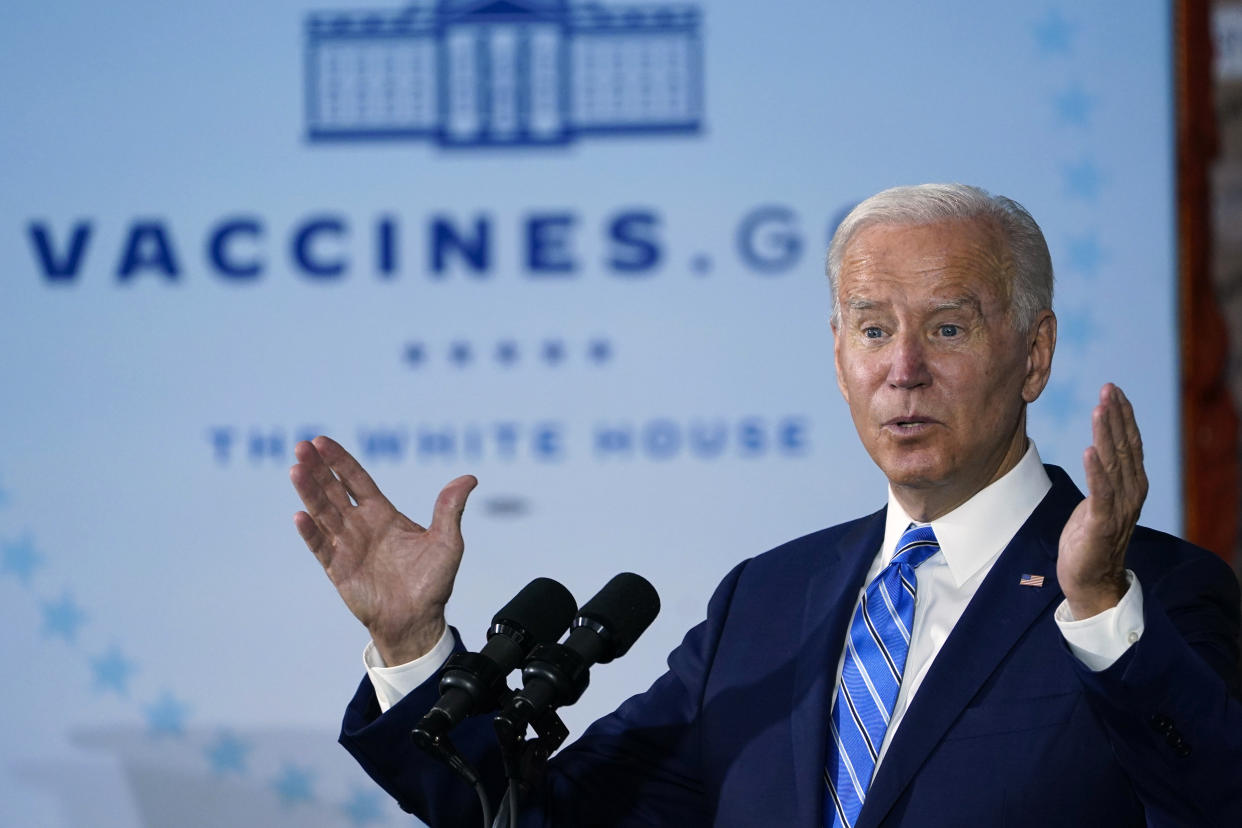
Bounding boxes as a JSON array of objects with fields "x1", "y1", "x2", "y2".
[
  {"x1": 1035, "y1": 9, "x2": 1107, "y2": 211},
  {"x1": 0, "y1": 527, "x2": 391, "y2": 824},
  {"x1": 405, "y1": 337, "x2": 614, "y2": 368},
  {"x1": 1034, "y1": 11, "x2": 1107, "y2": 279},
  {"x1": 1030, "y1": 7, "x2": 1104, "y2": 423}
]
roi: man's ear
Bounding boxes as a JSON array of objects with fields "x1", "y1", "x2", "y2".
[
  {"x1": 1021, "y1": 310, "x2": 1057, "y2": 403},
  {"x1": 832, "y1": 319, "x2": 850, "y2": 402}
]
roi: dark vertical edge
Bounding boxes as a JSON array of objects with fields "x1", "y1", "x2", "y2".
[{"x1": 1176, "y1": 0, "x2": 1238, "y2": 562}]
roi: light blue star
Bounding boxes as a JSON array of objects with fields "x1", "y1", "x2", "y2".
[
  {"x1": 1038, "y1": 381, "x2": 1080, "y2": 423},
  {"x1": 1063, "y1": 158, "x2": 1104, "y2": 201},
  {"x1": 90, "y1": 645, "x2": 137, "y2": 696},
  {"x1": 495, "y1": 340, "x2": 519, "y2": 366},
  {"x1": 448, "y1": 341, "x2": 473, "y2": 367},
  {"x1": 1056, "y1": 308, "x2": 1100, "y2": 349},
  {"x1": 541, "y1": 340, "x2": 565, "y2": 365},
  {"x1": 271, "y1": 764, "x2": 315, "y2": 807},
  {"x1": 2, "y1": 534, "x2": 43, "y2": 583},
  {"x1": 341, "y1": 789, "x2": 385, "y2": 826},
  {"x1": 144, "y1": 690, "x2": 191, "y2": 737},
  {"x1": 42, "y1": 590, "x2": 87, "y2": 643},
  {"x1": 403, "y1": 342, "x2": 425, "y2": 367},
  {"x1": 587, "y1": 339, "x2": 613, "y2": 364},
  {"x1": 205, "y1": 730, "x2": 251, "y2": 776},
  {"x1": 1065, "y1": 232, "x2": 1104, "y2": 276},
  {"x1": 1033, "y1": 9, "x2": 1075, "y2": 55},
  {"x1": 1054, "y1": 84, "x2": 1094, "y2": 127}
]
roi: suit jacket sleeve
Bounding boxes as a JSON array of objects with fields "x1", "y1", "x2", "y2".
[
  {"x1": 1071, "y1": 542, "x2": 1242, "y2": 827},
  {"x1": 338, "y1": 559, "x2": 750, "y2": 827}
]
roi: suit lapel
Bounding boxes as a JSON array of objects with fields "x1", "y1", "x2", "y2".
[
  {"x1": 855, "y1": 468, "x2": 1082, "y2": 828},
  {"x1": 789, "y1": 509, "x2": 886, "y2": 823}
]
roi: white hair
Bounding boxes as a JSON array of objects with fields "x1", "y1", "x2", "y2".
[{"x1": 825, "y1": 183, "x2": 1054, "y2": 332}]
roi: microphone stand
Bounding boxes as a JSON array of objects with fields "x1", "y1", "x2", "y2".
[
  {"x1": 411, "y1": 727, "x2": 495, "y2": 828},
  {"x1": 492, "y1": 702, "x2": 570, "y2": 828},
  {"x1": 413, "y1": 683, "x2": 570, "y2": 828}
]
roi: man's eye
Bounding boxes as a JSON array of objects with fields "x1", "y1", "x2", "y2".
[
  {"x1": 939, "y1": 324, "x2": 961, "y2": 337},
  {"x1": 863, "y1": 326, "x2": 883, "y2": 339}
]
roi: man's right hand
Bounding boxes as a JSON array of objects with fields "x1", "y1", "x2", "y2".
[{"x1": 290, "y1": 436, "x2": 477, "y2": 666}]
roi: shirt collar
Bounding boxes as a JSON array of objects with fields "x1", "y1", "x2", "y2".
[{"x1": 882, "y1": 442, "x2": 1052, "y2": 587}]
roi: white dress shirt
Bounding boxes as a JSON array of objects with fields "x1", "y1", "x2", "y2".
[{"x1": 366, "y1": 443, "x2": 1145, "y2": 735}]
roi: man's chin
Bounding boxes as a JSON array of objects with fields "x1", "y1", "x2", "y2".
[{"x1": 879, "y1": 462, "x2": 951, "y2": 492}]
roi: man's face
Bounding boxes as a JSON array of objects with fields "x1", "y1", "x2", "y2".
[{"x1": 832, "y1": 219, "x2": 1053, "y2": 520}]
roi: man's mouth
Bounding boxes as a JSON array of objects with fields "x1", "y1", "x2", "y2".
[{"x1": 883, "y1": 416, "x2": 938, "y2": 433}]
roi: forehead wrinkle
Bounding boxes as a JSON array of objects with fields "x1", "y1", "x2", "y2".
[
  {"x1": 839, "y1": 218, "x2": 1015, "y2": 298},
  {"x1": 840, "y1": 293, "x2": 984, "y2": 318}
]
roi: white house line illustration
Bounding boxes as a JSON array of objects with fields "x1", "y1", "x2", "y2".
[{"x1": 304, "y1": 0, "x2": 704, "y2": 147}]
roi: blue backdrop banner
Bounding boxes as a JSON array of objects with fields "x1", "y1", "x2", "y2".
[{"x1": 1, "y1": 2, "x2": 1176, "y2": 825}]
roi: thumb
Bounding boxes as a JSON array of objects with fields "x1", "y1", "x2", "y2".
[{"x1": 429, "y1": 474, "x2": 478, "y2": 542}]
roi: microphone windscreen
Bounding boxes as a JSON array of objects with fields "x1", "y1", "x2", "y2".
[
  {"x1": 578, "y1": 572, "x2": 661, "y2": 660},
  {"x1": 492, "y1": 577, "x2": 578, "y2": 646}
]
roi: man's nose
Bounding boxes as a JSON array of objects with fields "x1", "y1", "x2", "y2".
[{"x1": 887, "y1": 331, "x2": 932, "y2": 389}]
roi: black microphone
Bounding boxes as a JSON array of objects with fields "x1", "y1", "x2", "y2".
[
  {"x1": 413, "y1": 577, "x2": 577, "y2": 744},
  {"x1": 493, "y1": 572, "x2": 660, "y2": 745}
]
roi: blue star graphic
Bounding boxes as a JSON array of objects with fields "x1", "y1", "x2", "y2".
[
  {"x1": 1063, "y1": 158, "x2": 1103, "y2": 201},
  {"x1": 1065, "y1": 232, "x2": 1104, "y2": 276},
  {"x1": 144, "y1": 690, "x2": 191, "y2": 737},
  {"x1": 2, "y1": 534, "x2": 43, "y2": 583},
  {"x1": 495, "y1": 340, "x2": 519, "y2": 366},
  {"x1": 341, "y1": 789, "x2": 385, "y2": 826},
  {"x1": 1055, "y1": 308, "x2": 1099, "y2": 349},
  {"x1": 587, "y1": 339, "x2": 613, "y2": 364},
  {"x1": 1033, "y1": 9, "x2": 1075, "y2": 55},
  {"x1": 541, "y1": 340, "x2": 565, "y2": 365},
  {"x1": 272, "y1": 764, "x2": 315, "y2": 806},
  {"x1": 1038, "y1": 381, "x2": 1079, "y2": 423},
  {"x1": 448, "y1": 341, "x2": 473, "y2": 367},
  {"x1": 403, "y1": 342, "x2": 425, "y2": 367},
  {"x1": 90, "y1": 645, "x2": 137, "y2": 696},
  {"x1": 42, "y1": 590, "x2": 87, "y2": 643},
  {"x1": 1054, "y1": 84, "x2": 1094, "y2": 127},
  {"x1": 205, "y1": 730, "x2": 251, "y2": 776}
]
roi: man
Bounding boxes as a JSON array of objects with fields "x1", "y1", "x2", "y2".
[{"x1": 290, "y1": 184, "x2": 1242, "y2": 826}]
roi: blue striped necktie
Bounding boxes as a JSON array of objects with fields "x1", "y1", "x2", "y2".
[{"x1": 823, "y1": 524, "x2": 940, "y2": 828}]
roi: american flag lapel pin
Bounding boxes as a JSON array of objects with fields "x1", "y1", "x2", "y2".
[{"x1": 1019, "y1": 573, "x2": 1045, "y2": 588}]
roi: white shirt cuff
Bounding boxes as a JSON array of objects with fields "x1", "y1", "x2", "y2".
[
  {"x1": 1055, "y1": 570, "x2": 1144, "y2": 672},
  {"x1": 362, "y1": 624, "x2": 456, "y2": 713}
]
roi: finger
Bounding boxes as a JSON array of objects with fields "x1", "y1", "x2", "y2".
[
  {"x1": 289, "y1": 462, "x2": 346, "y2": 535},
  {"x1": 1112, "y1": 386, "x2": 1146, "y2": 471},
  {"x1": 1111, "y1": 385, "x2": 1149, "y2": 505},
  {"x1": 1082, "y1": 445, "x2": 1115, "y2": 512},
  {"x1": 313, "y1": 435, "x2": 387, "y2": 505},
  {"x1": 293, "y1": 510, "x2": 334, "y2": 566},
  {"x1": 429, "y1": 475, "x2": 479, "y2": 542},
  {"x1": 295, "y1": 439, "x2": 354, "y2": 512},
  {"x1": 1113, "y1": 386, "x2": 1143, "y2": 459},
  {"x1": 1106, "y1": 387, "x2": 1135, "y2": 479},
  {"x1": 1090, "y1": 391, "x2": 1118, "y2": 478}
]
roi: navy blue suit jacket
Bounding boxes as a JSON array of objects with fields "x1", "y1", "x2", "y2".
[{"x1": 340, "y1": 466, "x2": 1242, "y2": 826}]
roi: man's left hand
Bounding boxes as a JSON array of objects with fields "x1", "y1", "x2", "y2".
[{"x1": 1057, "y1": 383, "x2": 1149, "y2": 619}]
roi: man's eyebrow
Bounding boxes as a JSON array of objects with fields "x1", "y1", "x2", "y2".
[
  {"x1": 930, "y1": 297, "x2": 983, "y2": 313},
  {"x1": 843, "y1": 297, "x2": 984, "y2": 313}
]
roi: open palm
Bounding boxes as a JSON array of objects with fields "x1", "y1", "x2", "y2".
[
  {"x1": 290, "y1": 436, "x2": 477, "y2": 665},
  {"x1": 1057, "y1": 384, "x2": 1147, "y2": 618}
]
